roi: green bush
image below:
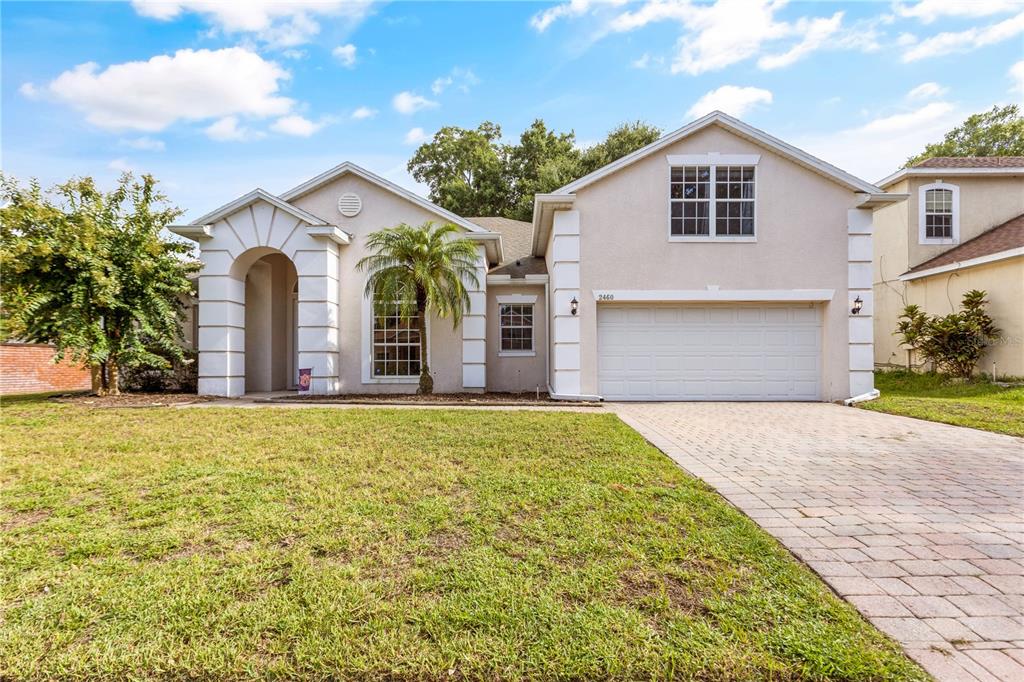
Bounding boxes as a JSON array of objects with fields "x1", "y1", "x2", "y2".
[{"x1": 895, "y1": 290, "x2": 999, "y2": 378}]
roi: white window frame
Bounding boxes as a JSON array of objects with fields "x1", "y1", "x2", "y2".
[
  {"x1": 360, "y1": 293, "x2": 430, "y2": 384},
  {"x1": 918, "y1": 181, "x2": 960, "y2": 245},
  {"x1": 497, "y1": 294, "x2": 536, "y2": 357},
  {"x1": 667, "y1": 153, "x2": 759, "y2": 243}
]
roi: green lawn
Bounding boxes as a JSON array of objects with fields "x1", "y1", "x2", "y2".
[
  {"x1": 1, "y1": 400, "x2": 924, "y2": 680},
  {"x1": 863, "y1": 370, "x2": 1024, "y2": 437}
]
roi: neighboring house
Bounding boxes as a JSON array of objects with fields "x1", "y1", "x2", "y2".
[
  {"x1": 873, "y1": 157, "x2": 1024, "y2": 377},
  {"x1": 171, "y1": 111, "x2": 899, "y2": 401},
  {"x1": 0, "y1": 343, "x2": 91, "y2": 395}
]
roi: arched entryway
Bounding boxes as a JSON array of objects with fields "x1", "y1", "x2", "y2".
[{"x1": 240, "y1": 251, "x2": 298, "y2": 392}]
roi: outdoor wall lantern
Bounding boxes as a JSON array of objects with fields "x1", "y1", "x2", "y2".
[
  {"x1": 851, "y1": 296, "x2": 863, "y2": 315},
  {"x1": 570, "y1": 297, "x2": 579, "y2": 316}
]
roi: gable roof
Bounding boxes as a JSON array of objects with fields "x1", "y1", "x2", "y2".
[
  {"x1": 190, "y1": 188, "x2": 331, "y2": 227},
  {"x1": 280, "y1": 161, "x2": 490, "y2": 235},
  {"x1": 878, "y1": 156, "x2": 1024, "y2": 188},
  {"x1": 902, "y1": 213, "x2": 1024, "y2": 280},
  {"x1": 553, "y1": 110, "x2": 883, "y2": 196}
]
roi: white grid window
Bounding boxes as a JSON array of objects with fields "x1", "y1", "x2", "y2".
[
  {"x1": 500, "y1": 303, "x2": 533, "y2": 352},
  {"x1": 372, "y1": 303, "x2": 420, "y2": 377},
  {"x1": 714, "y1": 166, "x2": 755, "y2": 236},
  {"x1": 670, "y1": 166, "x2": 711, "y2": 236},
  {"x1": 671, "y1": 164, "x2": 755, "y2": 238},
  {"x1": 924, "y1": 188, "x2": 953, "y2": 239}
]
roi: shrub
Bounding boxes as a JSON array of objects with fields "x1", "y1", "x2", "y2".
[{"x1": 895, "y1": 290, "x2": 999, "y2": 378}]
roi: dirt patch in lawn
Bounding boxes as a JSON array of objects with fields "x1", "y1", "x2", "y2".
[{"x1": 53, "y1": 392, "x2": 213, "y2": 408}]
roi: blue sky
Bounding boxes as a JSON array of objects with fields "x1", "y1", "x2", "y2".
[{"x1": 3, "y1": 1, "x2": 1022, "y2": 220}]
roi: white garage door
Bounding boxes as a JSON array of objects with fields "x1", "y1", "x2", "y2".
[{"x1": 597, "y1": 304, "x2": 821, "y2": 401}]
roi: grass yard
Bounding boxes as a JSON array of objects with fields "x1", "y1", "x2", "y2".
[
  {"x1": 1, "y1": 400, "x2": 924, "y2": 680},
  {"x1": 863, "y1": 370, "x2": 1024, "y2": 437}
]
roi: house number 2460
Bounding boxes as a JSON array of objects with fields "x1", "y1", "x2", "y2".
[{"x1": 598, "y1": 294, "x2": 615, "y2": 301}]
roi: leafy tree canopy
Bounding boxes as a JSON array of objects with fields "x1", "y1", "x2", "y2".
[
  {"x1": 0, "y1": 173, "x2": 196, "y2": 394},
  {"x1": 408, "y1": 118, "x2": 662, "y2": 222},
  {"x1": 907, "y1": 105, "x2": 1024, "y2": 166}
]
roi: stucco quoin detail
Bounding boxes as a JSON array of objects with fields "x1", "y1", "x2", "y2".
[
  {"x1": 188, "y1": 198, "x2": 343, "y2": 397},
  {"x1": 848, "y1": 208, "x2": 874, "y2": 398},
  {"x1": 549, "y1": 210, "x2": 582, "y2": 397},
  {"x1": 462, "y1": 245, "x2": 488, "y2": 390}
]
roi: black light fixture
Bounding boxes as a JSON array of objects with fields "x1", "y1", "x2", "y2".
[
  {"x1": 570, "y1": 296, "x2": 579, "y2": 316},
  {"x1": 851, "y1": 295, "x2": 863, "y2": 315}
]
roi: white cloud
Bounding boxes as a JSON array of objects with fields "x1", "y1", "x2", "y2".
[
  {"x1": 333, "y1": 43, "x2": 357, "y2": 67},
  {"x1": 404, "y1": 127, "x2": 429, "y2": 145},
  {"x1": 430, "y1": 67, "x2": 479, "y2": 95},
  {"x1": 894, "y1": 0, "x2": 1019, "y2": 24},
  {"x1": 797, "y1": 101, "x2": 960, "y2": 182},
  {"x1": 108, "y1": 158, "x2": 133, "y2": 173},
  {"x1": 351, "y1": 106, "x2": 378, "y2": 120},
  {"x1": 205, "y1": 116, "x2": 262, "y2": 142},
  {"x1": 686, "y1": 85, "x2": 773, "y2": 119},
  {"x1": 130, "y1": 0, "x2": 374, "y2": 48},
  {"x1": 26, "y1": 48, "x2": 293, "y2": 132},
  {"x1": 906, "y1": 82, "x2": 948, "y2": 100},
  {"x1": 119, "y1": 136, "x2": 166, "y2": 152},
  {"x1": 1011, "y1": 60, "x2": 1024, "y2": 94},
  {"x1": 757, "y1": 12, "x2": 844, "y2": 70},
  {"x1": 530, "y1": 0, "x2": 598, "y2": 32},
  {"x1": 270, "y1": 114, "x2": 326, "y2": 137},
  {"x1": 19, "y1": 82, "x2": 40, "y2": 99},
  {"x1": 281, "y1": 48, "x2": 307, "y2": 60},
  {"x1": 902, "y1": 11, "x2": 1024, "y2": 61},
  {"x1": 631, "y1": 53, "x2": 651, "y2": 69},
  {"x1": 392, "y1": 91, "x2": 438, "y2": 115}
]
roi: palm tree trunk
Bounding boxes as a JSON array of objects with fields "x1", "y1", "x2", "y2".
[{"x1": 416, "y1": 289, "x2": 432, "y2": 395}]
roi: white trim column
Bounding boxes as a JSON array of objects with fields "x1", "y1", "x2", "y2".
[
  {"x1": 197, "y1": 271, "x2": 246, "y2": 397},
  {"x1": 294, "y1": 244, "x2": 341, "y2": 394},
  {"x1": 848, "y1": 208, "x2": 875, "y2": 398},
  {"x1": 550, "y1": 210, "x2": 581, "y2": 396},
  {"x1": 462, "y1": 245, "x2": 487, "y2": 390}
]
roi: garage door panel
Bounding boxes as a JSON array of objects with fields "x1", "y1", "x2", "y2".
[{"x1": 598, "y1": 304, "x2": 821, "y2": 401}]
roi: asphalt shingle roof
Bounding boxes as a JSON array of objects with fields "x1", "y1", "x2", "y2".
[
  {"x1": 906, "y1": 213, "x2": 1024, "y2": 274},
  {"x1": 912, "y1": 156, "x2": 1024, "y2": 169},
  {"x1": 467, "y1": 216, "x2": 547, "y2": 277}
]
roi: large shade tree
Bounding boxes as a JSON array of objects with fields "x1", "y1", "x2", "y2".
[
  {"x1": 0, "y1": 173, "x2": 195, "y2": 394},
  {"x1": 356, "y1": 222, "x2": 480, "y2": 394},
  {"x1": 408, "y1": 118, "x2": 663, "y2": 222},
  {"x1": 907, "y1": 105, "x2": 1024, "y2": 165}
]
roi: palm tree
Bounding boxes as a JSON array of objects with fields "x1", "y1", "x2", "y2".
[{"x1": 356, "y1": 222, "x2": 480, "y2": 394}]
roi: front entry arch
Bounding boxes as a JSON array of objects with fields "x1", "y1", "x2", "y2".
[{"x1": 242, "y1": 251, "x2": 298, "y2": 392}]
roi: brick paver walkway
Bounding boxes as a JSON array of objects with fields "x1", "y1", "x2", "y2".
[{"x1": 611, "y1": 402, "x2": 1024, "y2": 681}]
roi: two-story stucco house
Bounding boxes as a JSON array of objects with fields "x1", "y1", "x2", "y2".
[
  {"x1": 170, "y1": 111, "x2": 900, "y2": 401},
  {"x1": 873, "y1": 157, "x2": 1024, "y2": 377}
]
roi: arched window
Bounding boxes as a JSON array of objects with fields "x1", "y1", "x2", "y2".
[{"x1": 919, "y1": 182, "x2": 959, "y2": 244}]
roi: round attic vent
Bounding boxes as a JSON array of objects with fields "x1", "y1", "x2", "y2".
[{"x1": 337, "y1": 192, "x2": 362, "y2": 217}]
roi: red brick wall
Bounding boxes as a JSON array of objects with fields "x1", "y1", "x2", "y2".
[{"x1": 0, "y1": 343, "x2": 92, "y2": 395}]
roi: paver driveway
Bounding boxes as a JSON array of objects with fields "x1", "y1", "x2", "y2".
[{"x1": 611, "y1": 402, "x2": 1024, "y2": 681}]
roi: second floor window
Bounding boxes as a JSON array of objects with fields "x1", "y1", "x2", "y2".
[
  {"x1": 671, "y1": 164, "x2": 755, "y2": 238},
  {"x1": 924, "y1": 188, "x2": 953, "y2": 239}
]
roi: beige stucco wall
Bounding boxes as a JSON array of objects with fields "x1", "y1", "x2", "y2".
[
  {"x1": 289, "y1": 172, "x2": 474, "y2": 393},
  {"x1": 486, "y1": 284, "x2": 547, "y2": 393},
  {"x1": 568, "y1": 124, "x2": 858, "y2": 401},
  {"x1": 873, "y1": 174, "x2": 1024, "y2": 369},
  {"x1": 905, "y1": 175, "x2": 1024, "y2": 269},
  {"x1": 902, "y1": 259, "x2": 1024, "y2": 377}
]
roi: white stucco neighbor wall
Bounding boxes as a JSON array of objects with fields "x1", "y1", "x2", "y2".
[{"x1": 195, "y1": 200, "x2": 341, "y2": 396}]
